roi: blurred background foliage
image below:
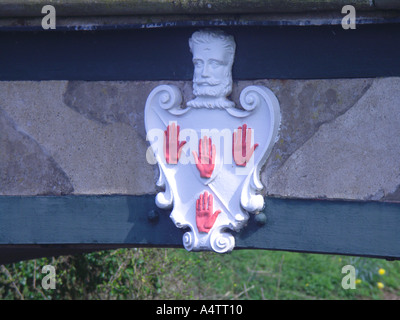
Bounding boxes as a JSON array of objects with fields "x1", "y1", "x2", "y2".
[{"x1": 1, "y1": 248, "x2": 399, "y2": 300}]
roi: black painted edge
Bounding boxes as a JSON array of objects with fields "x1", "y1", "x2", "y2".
[{"x1": 1, "y1": 23, "x2": 400, "y2": 81}]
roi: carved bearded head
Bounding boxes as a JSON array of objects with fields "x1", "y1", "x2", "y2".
[{"x1": 187, "y1": 29, "x2": 236, "y2": 109}]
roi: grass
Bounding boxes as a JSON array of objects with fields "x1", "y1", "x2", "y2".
[
  {"x1": 170, "y1": 249, "x2": 400, "y2": 300},
  {"x1": 1, "y1": 248, "x2": 400, "y2": 300}
]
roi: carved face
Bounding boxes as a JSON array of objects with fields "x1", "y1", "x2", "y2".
[{"x1": 192, "y1": 42, "x2": 233, "y2": 98}]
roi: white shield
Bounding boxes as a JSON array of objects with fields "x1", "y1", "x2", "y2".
[{"x1": 145, "y1": 84, "x2": 280, "y2": 253}]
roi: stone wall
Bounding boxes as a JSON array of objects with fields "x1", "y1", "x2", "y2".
[
  {"x1": 1, "y1": 78, "x2": 399, "y2": 202},
  {"x1": 0, "y1": 0, "x2": 386, "y2": 17}
]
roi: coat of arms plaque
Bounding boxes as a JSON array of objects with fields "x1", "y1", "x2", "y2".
[{"x1": 145, "y1": 29, "x2": 281, "y2": 253}]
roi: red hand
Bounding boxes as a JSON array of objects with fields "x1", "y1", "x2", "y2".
[
  {"x1": 192, "y1": 136, "x2": 216, "y2": 178},
  {"x1": 196, "y1": 191, "x2": 221, "y2": 233},
  {"x1": 233, "y1": 124, "x2": 258, "y2": 166},
  {"x1": 164, "y1": 122, "x2": 186, "y2": 164}
]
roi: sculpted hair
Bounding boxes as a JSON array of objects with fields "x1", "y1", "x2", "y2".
[{"x1": 189, "y1": 29, "x2": 236, "y2": 66}]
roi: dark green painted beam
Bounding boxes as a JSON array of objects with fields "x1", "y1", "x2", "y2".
[
  {"x1": 0, "y1": 195, "x2": 181, "y2": 245},
  {"x1": 0, "y1": 195, "x2": 399, "y2": 264}
]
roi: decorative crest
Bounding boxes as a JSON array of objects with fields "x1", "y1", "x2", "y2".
[{"x1": 145, "y1": 29, "x2": 281, "y2": 253}]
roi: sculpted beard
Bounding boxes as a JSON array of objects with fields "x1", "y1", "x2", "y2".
[{"x1": 193, "y1": 70, "x2": 233, "y2": 98}]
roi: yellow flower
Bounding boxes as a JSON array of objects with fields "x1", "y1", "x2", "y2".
[
  {"x1": 378, "y1": 268, "x2": 386, "y2": 275},
  {"x1": 305, "y1": 283, "x2": 309, "y2": 287},
  {"x1": 377, "y1": 282, "x2": 385, "y2": 289},
  {"x1": 355, "y1": 279, "x2": 362, "y2": 285}
]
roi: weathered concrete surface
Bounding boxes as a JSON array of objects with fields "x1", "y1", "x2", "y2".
[
  {"x1": 0, "y1": 108, "x2": 73, "y2": 195},
  {"x1": 233, "y1": 79, "x2": 373, "y2": 180},
  {"x1": 266, "y1": 78, "x2": 400, "y2": 201},
  {"x1": 0, "y1": 81, "x2": 156, "y2": 195},
  {"x1": 0, "y1": 78, "x2": 399, "y2": 202},
  {"x1": 62, "y1": 80, "x2": 193, "y2": 140}
]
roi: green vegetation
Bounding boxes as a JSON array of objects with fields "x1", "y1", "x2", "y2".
[{"x1": 1, "y1": 248, "x2": 399, "y2": 300}]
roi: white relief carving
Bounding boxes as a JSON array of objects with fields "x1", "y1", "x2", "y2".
[
  {"x1": 187, "y1": 29, "x2": 235, "y2": 109},
  {"x1": 144, "y1": 29, "x2": 281, "y2": 253}
]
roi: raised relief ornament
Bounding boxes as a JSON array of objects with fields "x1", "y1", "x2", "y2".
[{"x1": 145, "y1": 30, "x2": 281, "y2": 253}]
